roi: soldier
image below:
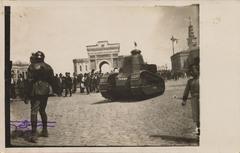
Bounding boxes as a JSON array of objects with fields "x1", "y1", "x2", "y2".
[
  {"x1": 182, "y1": 59, "x2": 200, "y2": 136},
  {"x1": 17, "y1": 74, "x2": 25, "y2": 100},
  {"x1": 84, "y1": 73, "x2": 90, "y2": 94},
  {"x1": 65, "y1": 72, "x2": 72, "y2": 97},
  {"x1": 79, "y1": 73, "x2": 85, "y2": 93},
  {"x1": 25, "y1": 51, "x2": 54, "y2": 143},
  {"x1": 59, "y1": 73, "x2": 63, "y2": 96},
  {"x1": 10, "y1": 72, "x2": 16, "y2": 99},
  {"x1": 72, "y1": 72, "x2": 77, "y2": 93}
]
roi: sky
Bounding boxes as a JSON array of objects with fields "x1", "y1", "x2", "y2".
[{"x1": 11, "y1": 5, "x2": 199, "y2": 74}]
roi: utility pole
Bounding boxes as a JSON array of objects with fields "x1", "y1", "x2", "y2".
[{"x1": 170, "y1": 35, "x2": 178, "y2": 55}]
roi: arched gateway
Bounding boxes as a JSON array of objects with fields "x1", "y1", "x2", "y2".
[
  {"x1": 73, "y1": 41, "x2": 122, "y2": 74},
  {"x1": 98, "y1": 60, "x2": 111, "y2": 73}
]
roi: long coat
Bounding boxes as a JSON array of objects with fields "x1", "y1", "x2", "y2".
[{"x1": 183, "y1": 77, "x2": 199, "y2": 123}]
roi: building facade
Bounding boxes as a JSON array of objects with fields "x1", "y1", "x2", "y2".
[
  {"x1": 171, "y1": 51, "x2": 190, "y2": 73},
  {"x1": 11, "y1": 61, "x2": 29, "y2": 81},
  {"x1": 171, "y1": 21, "x2": 199, "y2": 73},
  {"x1": 73, "y1": 58, "x2": 90, "y2": 74},
  {"x1": 73, "y1": 41, "x2": 124, "y2": 74}
]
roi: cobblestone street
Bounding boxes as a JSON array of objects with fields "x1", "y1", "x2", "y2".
[{"x1": 10, "y1": 78, "x2": 198, "y2": 146}]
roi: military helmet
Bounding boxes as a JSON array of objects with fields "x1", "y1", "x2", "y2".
[
  {"x1": 35, "y1": 51, "x2": 45, "y2": 61},
  {"x1": 30, "y1": 53, "x2": 36, "y2": 63}
]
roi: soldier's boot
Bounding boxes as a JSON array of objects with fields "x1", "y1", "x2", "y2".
[
  {"x1": 39, "y1": 122, "x2": 48, "y2": 137},
  {"x1": 29, "y1": 115, "x2": 38, "y2": 143},
  {"x1": 39, "y1": 128, "x2": 48, "y2": 137},
  {"x1": 29, "y1": 132, "x2": 38, "y2": 143},
  {"x1": 39, "y1": 112, "x2": 48, "y2": 137}
]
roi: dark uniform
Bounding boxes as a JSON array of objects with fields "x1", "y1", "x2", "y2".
[
  {"x1": 25, "y1": 51, "x2": 54, "y2": 143},
  {"x1": 59, "y1": 73, "x2": 64, "y2": 96},
  {"x1": 84, "y1": 73, "x2": 90, "y2": 94},
  {"x1": 72, "y1": 73, "x2": 77, "y2": 93},
  {"x1": 182, "y1": 63, "x2": 200, "y2": 135},
  {"x1": 10, "y1": 75, "x2": 16, "y2": 99},
  {"x1": 17, "y1": 74, "x2": 25, "y2": 100},
  {"x1": 65, "y1": 72, "x2": 72, "y2": 97}
]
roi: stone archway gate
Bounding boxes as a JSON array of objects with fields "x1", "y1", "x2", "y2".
[{"x1": 86, "y1": 41, "x2": 120, "y2": 72}]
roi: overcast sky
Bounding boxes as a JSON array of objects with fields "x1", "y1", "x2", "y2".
[{"x1": 11, "y1": 5, "x2": 199, "y2": 74}]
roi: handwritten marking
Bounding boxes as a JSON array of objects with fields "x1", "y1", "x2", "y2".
[{"x1": 10, "y1": 120, "x2": 56, "y2": 130}]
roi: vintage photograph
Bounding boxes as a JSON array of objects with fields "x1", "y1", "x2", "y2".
[{"x1": 6, "y1": 4, "x2": 199, "y2": 147}]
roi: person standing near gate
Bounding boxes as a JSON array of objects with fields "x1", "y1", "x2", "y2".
[{"x1": 25, "y1": 51, "x2": 54, "y2": 143}]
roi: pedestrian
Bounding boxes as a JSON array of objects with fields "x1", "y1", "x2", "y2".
[
  {"x1": 62, "y1": 75, "x2": 67, "y2": 96},
  {"x1": 182, "y1": 59, "x2": 200, "y2": 136},
  {"x1": 95, "y1": 72, "x2": 100, "y2": 92},
  {"x1": 17, "y1": 74, "x2": 25, "y2": 100},
  {"x1": 80, "y1": 74, "x2": 85, "y2": 93},
  {"x1": 65, "y1": 72, "x2": 72, "y2": 97},
  {"x1": 72, "y1": 72, "x2": 77, "y2": 93},
  {"x1": 59, "y1": 73, "x2": 63, "y2": 96},
  {"x1": 84, "y1": 73, "x2": 90, "y2": 94},
  {"x1": 52, "y1": 74, "x2": 58, "y2": 95},
  {"x1": 25, "y1": 51, "x2": 54, "y2": 143},
  {"x1": 10, "y1": 72, "x2": 16, "y2": 99}
]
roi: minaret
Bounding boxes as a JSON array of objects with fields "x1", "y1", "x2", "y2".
[{"x1": 187, "y1": 17, "x2": 197, "y2": 49}]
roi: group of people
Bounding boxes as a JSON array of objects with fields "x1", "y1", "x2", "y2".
[
  {"x1": 10, "y1": 73, "x2": 25, "y2": 100},
  {"x1": 158, "y1": 70, "x2": 189, "y2": 81},
  {"x1": 51, "y1": 71, "x2": 102, "y2": 97},
  {"x1": 51, "y1": 72, "x2": 75, "y2": 97},
  {"x1": 10, "y1": 68, "x2": 103, "y2": 101}
]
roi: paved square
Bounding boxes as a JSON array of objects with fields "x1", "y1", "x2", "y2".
[{"x1": 10, "y1": 78, "x2": 198, "y2": 146}]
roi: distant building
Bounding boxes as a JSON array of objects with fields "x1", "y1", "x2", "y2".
[
  {"x1": 171, "y1": 50, "x2": 190, "y2": 73},
  {"x1": 73, "y1": 41, "x2": 125, "y2": 74},
  {"x1": 171, "y1": 21, "x2": 199, "y2": 73},
  {"x1": 11, "y1": 61, "x2": 29, "y2": 81},
  {"x1": 73, "y1": 58, "x2": 90, "y2": 74}
]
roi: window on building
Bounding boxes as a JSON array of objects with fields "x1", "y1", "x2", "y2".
[
  {"x1": 85, "y1": 65, "x2": 88, "y2": 71},
  {"x1": 80, "y1": 65, "x2": 82, "y2": 72}
]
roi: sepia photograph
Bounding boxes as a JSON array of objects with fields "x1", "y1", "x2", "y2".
[{"x1": 5, "y1": 3, "x2": 200, "y2": 147}]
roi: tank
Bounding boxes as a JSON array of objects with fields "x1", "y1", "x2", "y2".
[{"x1": 99, "y1": 49, "x2": 165, "y2": 100}]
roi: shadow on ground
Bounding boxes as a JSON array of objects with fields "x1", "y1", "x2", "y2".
[
  {"x1": 150, "y1": 134, "x2": 199, "y2": 144},
  {"x1": 92, "y1": 99, "x2": 148, "y2": 105},
  {"x1": 91, "y1": 95, "x2": 163, "y2": 105},
  {"x1": 11, "y1": 129, "x2": 32, "y2": 142}
]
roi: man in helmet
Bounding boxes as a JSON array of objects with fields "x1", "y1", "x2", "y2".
[{"x1": 25, "y1": 51, "x2": 54, "y2": 143}]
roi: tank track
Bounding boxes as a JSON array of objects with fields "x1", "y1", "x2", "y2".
[{"x1": 99, "y1": 73, "x2": 117, "y2": 100}]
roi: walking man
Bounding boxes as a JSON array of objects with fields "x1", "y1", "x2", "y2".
[{"x1": 25, "y1": 51, "x2": 54, "y2": 143}]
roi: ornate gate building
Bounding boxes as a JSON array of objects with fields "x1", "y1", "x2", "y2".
[{"x1": 73, "y1": 41, "x2": 123, "y2": 74}]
